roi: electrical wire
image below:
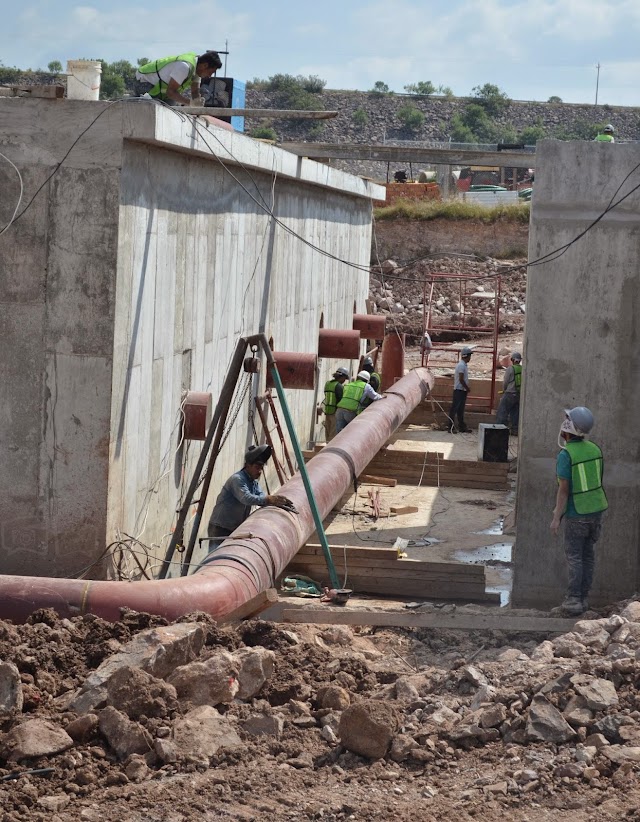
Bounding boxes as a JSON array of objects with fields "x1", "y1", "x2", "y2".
[{"x1": 0, "y1": 150, "x2": 23, "y2": 237}]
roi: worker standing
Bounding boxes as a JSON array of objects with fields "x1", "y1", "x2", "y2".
[
  {"x1": 135, "y1": 51, "x2": 222, "y2": 106},
  {"x1": 207, "y1": 445, "x2": 295, "y2": 541},
  {"x1": 361, "y1": 356, "x2": 381, "y2": 392},
  {"x1": 594, "y1": 124, "x2": 615, "y2": 143},
  {"x1": 448, "y1": 347, "x2": 472, "y2": 433},
  {"x1": 550, "y1": 407, "x2": 607, "y2": 615},
  {"x1": 323, "y1": 367, "x2": 350, "y2": 442},
  {"x1": 335, "y1": 371, "x2": 383, "y2": 433},
  {"x1": 420, "y1": 331, "x2": 433, "y2": 365},
  {"x1": 496, "y1": 351, "x2": 522, "y2": 435}
]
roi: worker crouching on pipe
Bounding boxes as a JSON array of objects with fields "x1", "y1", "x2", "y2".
[
  {"x1": 207, "y1": 445, "x2": 296, "y2": 541},
  {"x1": 335, "y1": 371, "x2": 384, "y2": 433}
]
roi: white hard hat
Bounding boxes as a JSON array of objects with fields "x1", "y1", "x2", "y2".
[
  {"x1": 357, "y1": 370, "x2": 371, "y2": 382},
  {"x1": 604, "y1": 124, "x2": 614, "y2": 134}
]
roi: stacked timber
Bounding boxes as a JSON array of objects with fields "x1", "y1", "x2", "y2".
[
  {"x1": 285, "y1": 543, "x2": 498, "y2": 603},
  {"x1": 406, "y1": 376, "x2": 496, "y2": 426}
]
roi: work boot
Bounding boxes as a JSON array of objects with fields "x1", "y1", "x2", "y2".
[
  {"x1": 581, "y1": 598, "x2": 590, "y2": 613},
  {"x1": 561, "y1": 596, "x2": 584, "y2": 616}
]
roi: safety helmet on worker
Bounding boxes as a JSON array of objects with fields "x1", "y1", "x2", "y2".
[
  {"x1": 244, "y1": 444, "x2": 272, "y2": 465},
  {"x1": 357, "y1": 370, "x2": 371, "y2": 382},
  {"x1": 461, "y1": 346, "x2": 473, "y2": 358},
  {"x1": 333, "y1": 367, "x2": 350, "y2": 380},
  {"x1": 603, "y1": 124, "x2": 614, "y2": 134},
  {"x1": 564, "y1": 407, "x2": 594, "y2": 436},
  {"x1": 511, "y1": 351, "x2": 522, "y2": 362},
  {"x1": 362, "y1": 356, "x2": 374, "y2": 370}
]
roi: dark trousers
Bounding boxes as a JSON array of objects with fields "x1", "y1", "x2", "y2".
[
  {"x1": 496, "y1": 391, "x2": 520, "y2": 433},
  {"x1": 564, "y1": 514, "x2": 602, "y2": 599},
  {"x1": 449, "y1": 389, "x2": 468, "y2": 431},
  {"x1": 207, "y1": 524, "x2": 233, "y2": 540}
]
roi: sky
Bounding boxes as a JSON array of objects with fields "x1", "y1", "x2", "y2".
[{"x1": 2, "y1": 0, "x2": 640, "y2": 106}]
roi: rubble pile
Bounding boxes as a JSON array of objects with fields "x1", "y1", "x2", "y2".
[
  {"x1": 369, "y1": 257, "x2": 527, "y2": 341},
  {"x1": 1, "y1": 602, "x2": 640, "y2": 819}
]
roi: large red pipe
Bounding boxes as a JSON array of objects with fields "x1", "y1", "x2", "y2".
[{"x1": 0, "y1": 369, "x2": 432, "y2": 623}]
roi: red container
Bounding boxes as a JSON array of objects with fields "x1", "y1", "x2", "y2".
[
  {"x1": 352, "y1": 314, "x2": 386, "y2": 339},
  {"x1": 183, "y1": 391, "x2": 212, "y2": 441},
  {"x1": 381, "y1": 332, "x2": 406, "y2": 391},
  {"x1": 266, "y1": 352, "x2": 317, "y2": 390},
  {"x1": 317, "y1": 329, "x2": 361, "y2": 359}
]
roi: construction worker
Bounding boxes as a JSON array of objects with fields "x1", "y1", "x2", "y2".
[
  {"x1": 323, "y1": 367, "x2": 350, "y2": 442},
  {"x1": 207, "y1": 445, "x2": 295, "y2": 541},
  {"x1": 335, "y1": 371, "x2": 383, "y2": 433},
  {"x1": 361, "y1": 356, "x2": 381, "y2": 392},
  {"x1": 496, "y1": 351, "x2": 522, "y2": 435},
  {"x1": 135, "y1": 51, "x2": 222, "y2": 106},
  {"x1": 594, "y1": 124, "x2": 615, "y2": 143},
  {"x1": 420, "y1": 331, "x2": 433, "y2": 364},
  {"x1": 550, "y1": 407, "x2": 608, "y2": 615},
  {"x1": 448, "y1": 347, "x2": 472, "y2": 433}
]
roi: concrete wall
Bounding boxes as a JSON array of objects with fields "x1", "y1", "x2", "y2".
[
  {"x1": 512, "y1": 139, "x2": 640, "y2": 607},
  {"x1": 0, "y1": 99, "x2": 382, "y2": 578}
]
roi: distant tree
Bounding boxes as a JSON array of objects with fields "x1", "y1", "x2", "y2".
[
  {"x1": 352, "y1": 107, "x2": 368, "y2": 127},
  {"x1": 397, "y1": 103, "x2": 425, "y2": 131},
  {"x1": 299, "y1": 74, "x2": 325, "y2": 93},
  {"x1": 553, "y1": 120, "x2": 601, "y2": 140},
  {"x1": 450, "y1": 115, "x2": 476, "y2": 143},
  {"x1": 519, "y1": 123, "x2": 547, "y2": 144},
  {"x1": 246, "y1": 76, "x2": 269, "y2": 90},
  {"x1": 369, "y1": 80, "x2": 391, "y2": 95},
  {"x1": 471, "y1": 83, "x2": 510, "y2": 116},
  {"x1": 99, "y1": 59, "x2": 136, "y2": 99},
  {"x1": 48, "y1": 60, "x2": 63, "y2": 73},
  {"x1": 547, "y1": 95, "x2": 562, "y2": 103},
  {"x1": 264, "y1": 73, "x2": 324, "y2": 110},
  {"x1": 137, "y1": 57, "x2": 150, "y2": 67},
  {"x1": 437, "y1": 85, "x2": 454, "y2": 97},
  {"x1": 404, "y1": 81, "x2": 436, "y2": 96},
  {"x1": 250, "y1": 125, "x2": 277, "y2": 140},
  {"x1": 450, "y1": 103, "x2": 516, "y2": 144}
]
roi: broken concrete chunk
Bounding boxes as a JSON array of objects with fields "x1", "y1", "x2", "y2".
[
  {"x1": 98, "y1": 706, "x2": 152, "y2": 760},
  {"x1": 242, "y1": 713, "x2": 284, "y2": 739},
  {"x1": 233, "y1": 647, "x2": 275, "y2": 700},
  {"x1": 173, "y1": 705, "x2": 243, "y2": 760},
  {"x1": 70, "y1": 623, "x2": 204, "y2": 714},
  {"x1": 167, "y1": 651, "x2": 239, "y2": 708},
  {"x1": 66, "y1": 713, "x2": 99, "y2": 743},
  {"x1": 0, "y1": 661, "x2": 23, "y2": 714},
  {"x1": 154, "y1": 737, "x2": 177, "y2": 764},
  {"x1": 584, "y1": 732, "x2": 609, "y2": 748},
  {"x1": 602, "y1": 745, "x2": 640, "y2": 764},
  {"x1": 338, "y1": 700, "x2": 399, "y2": 760},
  {"x1": 478, "y1": 703, "x2": 507, "y2": 729},
  {"x1": 553, "y1": 638, "x2": 588, "y2": 658},
  {"x1": 525, "y1": 695, "x2": 576, "y2": 743},
  {"x1": 317, "y1": 685, "x2": 350, "y2": 711},
  {"x1": 461, "y1": 665, "x2": 488, "y2": 687},
  {"x1": 124, "y1": 755, "x2": 150, "y2": 783},
  {"x1": 3, "y1": 718, "x2": 74, "y2": 761},
  {"x1": 571, "y1": 675, "x2": 618, "y2": 711},
  {"x1": 395, "y1": 678, "x2": 420, "y2": 702},
  {"x1": 469, "y1": 684, "x2": 497, "y2": 711},
  {"x1": 37, "y1": 795, "x2": 71, "y2": 812},
  {"x1": 620, "y1": 601, "x2": 640, "y2": 622},
  {"x1": 562, "y1": 695, "x2": 594, "y2": 728},
  {"x1": 389, "y1": 734, "x2": 418, "y2": 762},
  {"x1": 497, "y1": 648, "x2": 529, "y2": 663},
  {"x1": 531, "y1": 641, "x2": 555, "y2": 663},
  {"x1": 106, "y1": 665, "x2": 178, "y2": 719}
]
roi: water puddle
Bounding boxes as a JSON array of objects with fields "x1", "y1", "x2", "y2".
[
  {"x1": 487, "y1": 567, "x2": 513, "y2": 607},
  {"x1": 453, "y1": 542, "x2": 512, "y2": 564},
  {"x1": 474, "y1": 517, "x2": 504, "y2": 536},
  {"x1": 411, "y1": 536, "x2": 442, "y2": 547}
]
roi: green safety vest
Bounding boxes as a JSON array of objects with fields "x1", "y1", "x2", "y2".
[
  {"x1": 324, "y1": 380, "x2": 339, "y2": 415},
  {"x1": 595, "y1": 133, "x2": 614, "y2": 142},
  {"x1": 138, "y1": 53, "x2": 198, "y2": 99},
  {"x1": 370, "y1": 371, "x2": 381, "y2": 391},
  {"x1": 564, "y1": 440, "x2": 608, "y2": 515},
  {"x1": 513, "y1": 364, "x2": 522, "y2": 391},
  {"x1": 337, "y1": 380, "x2": 366, "y2": 413}
]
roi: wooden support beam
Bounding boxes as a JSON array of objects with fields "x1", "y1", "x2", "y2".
[
  {"x1": 219, "y1": 588, "x2": 279, "y2": 624},
  {"x1": 359, "y1": 475, "x2": 397, "y2": 487},
  {"x1": 280, "y1": 142, "x2": 535, "y2": 169},
  {"x1": 280, "y1": 607, "x2": 577, "y2": 633}
]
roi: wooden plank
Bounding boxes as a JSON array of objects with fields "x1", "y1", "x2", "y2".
[
  {"x1": 288, "y1": 561, "x2": 485, "y2": 579},
  {"x1": 300, "y1": 543, "x2": 400, "y2": 561},
  {"x1": 359, "y1": 474, "x2": 397, "y2": 486},
  {"x1": 219, "y1": 588, "x2": 279, "y2": 624},
  {"x1": 280, "y1": 608, "x2": 577, "y2": 633}
]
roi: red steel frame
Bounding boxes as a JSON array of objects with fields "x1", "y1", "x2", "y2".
[
  {"x1": 254, "y1": 390, "x2": 296, "y2": 485},
  {"x1": 421, "y1": 272, "x2": 501, "y2": 414}
]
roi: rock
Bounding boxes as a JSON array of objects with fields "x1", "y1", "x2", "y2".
[
  {"x1": 167, "y1": 652, "x2": 239, "y2": 708},
  {"x1": 602, "y1": 745, "x2": 640, "y2": 764},
  {"x1": 620, "y1": 601, "x2": 640, "y2": 622},
  {"x1": 553, "y1": 638, "x2": 588, "y2": 658},
  {"x1": 287, "y1": 751, "x2": 314, "y2": 769},
  {"x1": 395, "y1": 678, "x2": 420, "y2": 702},
  {"x1": 601, "y1": 615, "x2": 626, "y2": 633},
  {"x1": 592, "y1": 714, "x2": 628, "y2": 742},
  {"x1": 173, "y1": 705, "x2": 243, "y2": 760},
  {"x1": 233, "y1": 647, "x2": 275, "y2": 700},
  {"x1": 98, "y1": 706, "x2": 152, "y2": 761},
  {"x1": 571, "y1": 675, "x2": 618, "y2": 710},
  {"x1": 469, "y1": 684, "x2": 497, "y2": 711},
  {"x1": 525, "y1": 695, "x2": 576, "y2": 743},
  {"x1": 124, "y1": 755, "x2": 150, "y2": 782},
  {"x1": 479, "y1": 703, "x2": 507, "y2": 729},
  {"x1": 497, "y1": 648, "x2": 529, "y2": 662},
  {"x1": 484, "y1": 782, "x2": 508, "y2": 795},
  {"x1": 424, "y1": 706, "x2": 458, "y2": 729},
  {"x1": 154, "y1": 738, "x2": 177, "y2": 764},
  {"x1": 381, "y1": 259, "x2": 398, "y2": 273},
  {"x1": 389, "y1": 734, "x2": 418, "y2": 762},
  {"x1": 317, "y1": 685, "x2": 350, "y2": 711},
  {"x1": 37, "y1": 795, "x2": 70, "y2": 812},
  {"x1": 554, "y1": 762, "x2": 584, "y2": 778},
  {"x1": 531, "y1": 641, "x2": 554, "y2": 662},
  {"x1": 242, "y1": 713, "x2": 284, "y2": 739},
  {"x1": 461, "y1": 665, "x2": 488, "y2": 687},
  {"x1": 513, "y1": 769, "x2": 538, "y2": 784},
  {"x1": 3, "y1": 719, "x2": 74, "y2": 761},
  {"x1": 575, "y1": 745, "x2": 597, "y2": 764},
  {"x1": 106, "y1": 665, "x2": 178, "y2": 719},
  {"x1": 584, "y1": 732, "x2": 609, "y2": 748},
  {"x1": 66, "y1": 714, "x2": 99, "y2": 743},
  {"x1": 321, "y1": 725, "x2": 337, "y2": 744},
  {"x1": 618, "y1": 725, "x2": 640, "y2": 744},
  {"x1": 338, "y1": 700, "x2": 399, "y2": 760},
  {"x1": 539, "y1": 672, "x2": 574, "y2": 695},
  {"x1": 571, "y1": 624, "x2": 611, "y2": 652},
  {"x1": 70, "y1": 623, "x2": 204, "y2": 714},
  {"x1": 562, "y1": 695, "x2": 594, "y2": 728},
  {"x1": 0, "y1": 661, "x2": 23, "y2": 714}
]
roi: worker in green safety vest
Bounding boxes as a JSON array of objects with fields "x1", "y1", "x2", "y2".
[
  {"x1": 594, "y1": 124, "x2": 615, "y2": 143},
  {"x1": 551, "y1": 406, "x2": 608, "y2": 616},
  {"x1": 496, "y1": 351, "x2": 522, "y2": 435},
  {"x1": 322, "y1": 366, "x2": 350, "y2": 442},
  {"x1": 135, "y1": 51, "x2": 222, "y2": 105},
  {"x1": 335, "y1": 371, "x2": 384, "y2": 433}
]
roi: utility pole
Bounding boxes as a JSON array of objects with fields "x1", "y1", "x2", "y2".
[
  {"x1": 595, "y1": 62, "x2": 601, "y2": 106},
  {"x1": 224, "y1": 39, "x2": 228, "y2": 76}
]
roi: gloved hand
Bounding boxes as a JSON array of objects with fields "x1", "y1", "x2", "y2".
[{"x1": 266, "y1": 495, "x2": 298, "y2": 514}]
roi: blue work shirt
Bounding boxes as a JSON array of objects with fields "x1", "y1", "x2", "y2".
[{"x1": 209, "y1": 468, "x2": 267, "y2": 531}]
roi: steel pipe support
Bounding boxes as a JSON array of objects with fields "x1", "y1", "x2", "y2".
[
  {"x1": 265, "y1": 352, "x2": 317, "y2": 390},
  {"x1": 0, "y1": 368, "x2": 432, "y2": 623},
  {"x1": 381, "y1": 331, "x2": 406, "y2": 391},
  {"x1": 317, "y1": 328, "x2": 361, "y2": 360},
  {"x1": 352, "y1": 314, "x2": 386, "y2": 339}
]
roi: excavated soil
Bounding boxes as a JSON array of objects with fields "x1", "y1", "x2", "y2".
[{"x1": 2, "y1": 606, "x2": 640, "y2": 821}]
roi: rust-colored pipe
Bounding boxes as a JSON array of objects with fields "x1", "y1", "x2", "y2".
[
  {"x1": 265, "y1": 352, "x2": 317, "y2": 390},
  {"x1": 381, "y1": 331, "x2": 406, "y2": 391},
  {"x1": 0, "y1": 369, "x2": 432, "y2": 623}
]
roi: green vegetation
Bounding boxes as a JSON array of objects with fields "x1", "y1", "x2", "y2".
[
  {"x1": 404, "y1": 81, "x2": 436, "y2": 96},
  {"x1": 99, "y1": 59, "x2": 138, "y2": 99},
  {"x1": 257, "y1": 73, "x2": 325, "y2": 111},
  {"x1": 519, "y1": 122, "x2": 547, "y2": 144},
  {"x1": 450, "y1": 103, "x2": 518, "y2": 143},
  {"x1": 47, "y1": 60, "x2": 63, "y2": 73},
  {"x1": 471, "y1": 83, "x2": 511, "y2": 116},
  {"x1": 249, "y1": 125, "x2": 278, "y2": 140},
  {"x1": 374, "y1": 198, "x2": 531, "y2": 224},
  {"x1": 369, "y1": 80, "x2": 391, "y2": 95},
  {"x1": 548, "y1": 95, "x2": 562, "y2": 104},
  {"x1": 397, "y1": 103, "x2": 425, "y2": 131},
  {"x1": 352, "y1": 107, "x2": 368, "y2": 127}
]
